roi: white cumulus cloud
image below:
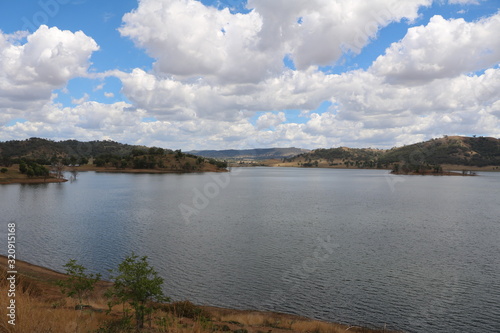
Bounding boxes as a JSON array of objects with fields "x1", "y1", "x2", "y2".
[
  {"x1": 371, "y1": 13, "x2": 500, "y2": 84},
  {"x1": 0, "y1": 25, "x2": 99, "y2": 115},
  {"x1": 256, "y1": 112, "x2": 286, "y2": 130}
]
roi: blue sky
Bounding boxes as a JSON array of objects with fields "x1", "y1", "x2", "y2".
[{"x1": 0, "y1": 0, "x2": 499, "y2": 149}]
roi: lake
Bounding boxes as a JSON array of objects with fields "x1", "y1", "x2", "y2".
[{"x1": 1, "y1": 167, "x2": 499, "y2": 332}]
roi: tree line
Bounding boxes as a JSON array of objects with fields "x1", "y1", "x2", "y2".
[{"x1": 93, "y1": 149, "x2": 227, "y2": 171}]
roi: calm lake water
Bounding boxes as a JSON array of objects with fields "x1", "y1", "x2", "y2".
[{"x1": 1, "y1": 167, "x2": 500, "y2": 332}]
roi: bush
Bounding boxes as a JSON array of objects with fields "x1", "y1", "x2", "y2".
[
  {"x1": 162, "y1": 300, "x2": 211, "y2": 320},
  {"x1": 106, "y1": 253, "x2": 169, "y2": 329},
  {"x1": 0, "y1": 168, "x2": 7, "y2": 173},
  {"x1": 57, "y1": 259, "x2": 101, "y2": 305},
  {"x1": 19, "y1": 161, "x2": 27, "y2": 173}
]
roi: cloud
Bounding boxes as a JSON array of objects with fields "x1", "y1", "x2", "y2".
[
  {"x1": 248, "y1": 0, "x2": 432, "y2": 69},
  {"x1": 256, "y1": 112, "x2": 286, "y2": 130},
  {"x1": 94, "y1": 83, "x2": 105, "y2": 91},
  {"x1": 120, "y1": 0, "x2": 273, "y2": 84},
  {"x1": 72, "y1": 93, "x2": 90, "y2": 105},
  {"x1": 371, "y1": 13, "x2": 500, "y2": 84},
  {"x1": 1, "y1": 101, "x2": 142, "y2": 141},
  {"x1": 448, "y1": 0, "x2": 482, "y2": 4},
  {"x1": 0, "y1": 25, "x2": 99, "y2": 114},
  {"x1": 2, "y1": 63, "x2": 500, "y2": 150},
  {"x1": 2, "y1": 1, "x2": 499, "y2": 151},
  {"x1": 119, "y1": 0, "x2": 431, "y2": 84},
  {"x1": 116, "y1": 67, "x2": 334, "y2": 122},
  {"x1": 112, "y1": 4, "x2": 500, "y2": 149}
]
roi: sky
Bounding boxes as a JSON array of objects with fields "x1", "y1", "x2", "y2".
[{"x1": 0, "y1": 0, "x2": 499, "y2": 150}]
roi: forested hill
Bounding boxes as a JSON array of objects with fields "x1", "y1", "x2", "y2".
[
  {"x1": 284, "y1": 136, "x2": 500, "y2": 168},
  {"x1": 0, "y1": 138, "x2": 228, "y2": 172},
  {"x1": 0, "y1": 138, "x2": 150, "y2": 164},
  {"x1": 2, "y1": 136, "x2": 499, "y2": 169},
  {"x1": 378, "y1": 136, "x2": 500, "y2": 167}
]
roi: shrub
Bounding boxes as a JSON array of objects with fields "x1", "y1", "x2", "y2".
[
  {"x1": 162, "y1": 300, "x2": 211, "y2": 320},
  {"x1": 57, "y1": 259, "x2": 101, "y2": 306},
  {"x1": 106, "y1": 253, "x2": 169, "y2": 330}
]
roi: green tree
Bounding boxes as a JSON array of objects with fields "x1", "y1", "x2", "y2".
[
  {"x1": 57, "y1": 259, "x2": 101, "y2": 306},
  {"x1": 26, "y1": 167, "x2": 35, "y2": 178},
  {"x1": 33, "y1": 164, "x2": 49, "y2": 177},
  {"x1": 19, "y1": 161, "x2": 27, "y2": 174},
  {"x1": 106, "y1": 253, "x2": 169, "y2": 329},
  {"x1": 69, "y1": 155, "x2": 77, "y2": 165},
  {"x1": 79, "y1": 157, "x2": 89, "y2": 165},
  {"x1": 183, "y1": 161, "x2": 192, "y2": 171}
]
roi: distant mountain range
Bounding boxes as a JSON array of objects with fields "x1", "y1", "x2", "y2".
[
  {"x1": 1, "y1": 136, "x2": 499, "y2": 168},
  {"x1": 188, "y1": 147, "x2": 310, "y2": 160}
]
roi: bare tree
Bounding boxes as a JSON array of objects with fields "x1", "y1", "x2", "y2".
[
  {"x1": 70, "y1": 168, "x2": 79, "y2": 182},
  {"x1": 51, "y1": 161, "x2": 65, "y2": 179}
]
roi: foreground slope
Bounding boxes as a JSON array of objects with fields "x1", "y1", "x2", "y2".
[{"x1": 0, "y1": 256, "x2": 398, "y2": 333}]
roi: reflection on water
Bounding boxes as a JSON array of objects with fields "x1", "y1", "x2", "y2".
[{"x1": 1, "y1": 168, "x2": 499, "y2": 333}]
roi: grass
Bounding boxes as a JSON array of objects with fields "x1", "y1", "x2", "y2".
[
  {"x1": 0, "y1": 257, "x2": 401, "y2": 333},
  {"x1": 0, "y1": 165, "x2": 66, "y2": 184}
]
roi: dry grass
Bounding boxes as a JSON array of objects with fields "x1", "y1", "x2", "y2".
[
  {"x1": 0, "y1": 292, "x2": 109, "y2": 333},
  {"x1": 0, "y1": 165, "x2": 66, "y2": 184},
  {"x1": 218, "y1": 312, "x2": 268, "y2": 326},
  {"x1": 0, "y1": 268, "x2": 107, "y2": 333},
  {"x1": 207, "y1": 308, "x2": 394, "y2": 333}
]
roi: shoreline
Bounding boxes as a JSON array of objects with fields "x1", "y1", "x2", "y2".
[
  {"x1": 2, "y1": 163, "x2": 492, "y2": 185},
  {"x1": 234, "y1": 164, "x2": 496, "y2": 174},
  {"x1": 233, "y1": 160, "x2": 499, "y2": 172},
  {"x1": 0, "y1": 165, "x2": 228, "y2": 185},
  {"x1": 390, "y1": 170, "x2": 477, "y2": 176},
  {"x1": 0, "y1": 177, "x2": 68, "y2": 185},
  {"x1": 89, "y1": 167, "x2": 228, "y2": 174},
  {"x1": 0, "y1": 255, "x2": 400, "y2": 333}
]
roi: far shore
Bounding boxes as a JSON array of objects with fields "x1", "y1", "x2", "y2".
[
  {"x1": 77, "y1": 165, "x2": 228, "y2": 174},
  {"x1": 390, "y1": 170, "x2": 477, "y2": 176},
  {"x1": 0, "y1": 164, "x2": 228, "y2": 185},
  {"x1": 0, "y1": 176, "x2": 67, "y2": 185},
  {"x1": 2, "y1": 162, "x2": 496, "y2": 185},
  {"x1": 232, "y1": 160, "x2": 498, "y2": 173}
]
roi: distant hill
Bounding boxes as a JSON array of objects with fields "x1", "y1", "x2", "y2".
[
  {"x1": 0, "y1": 138, "x2": 228, "y2": 172},
  {"x1": 2, "y1": 136, "x2": 499, "y2": 170},
  {"x1": 283, "y1": 147, "x2": 386, "y2": 168},
  {"x1": 379, "y1": 136, "x2": 500, "y2": 167},
  {"x1": 189, "y1": 147, "x2": 310, "y2": 160},
  {"x1": 282, "y1": 136, "x2": 500, "y2": 169},
  {"x1": 0, "y1": 137, "x2": 152, "y2": 164}
]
